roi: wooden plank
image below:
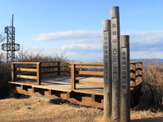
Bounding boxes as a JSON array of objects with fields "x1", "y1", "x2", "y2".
[
  {"x1": 130, "y1": 62, "x2": 142, "y2": 64},
  {"x1": 77, "y1": 80, "x2": 103, "y2": 85},
  {"x1": 130, "y1": 72, "x2": 136, "y2": 79},
  {"x1": 78, "y1": 71, "x2": 104, "y2": 76},
  {"x1": 13, "y1": 62, "x2": 39, "y2": 64},
  {"x1": 70, "y1": 61, "x2": 142, "y2": 65},
  {"x1": 70, "y1": 61, "x2": 103, "y2": 65},
  {"x1": 76, "y1": 66, "x2": 104, "y2": 69},
  {"x1": 17, "y1": 68, "x2": 37, "y2": 72},
  {"x1": 9, "y1": 81, "x2": 33, "y2": 86},
  {"x1": 74, "y1": 89, "x2": 103, "y2": 96},
  {"x1": 135, "y1": 78, "x2": 143, "y2": 86},
  {"x1": 17, "y1": 75, "x2": 37, "y2": 80},
  {"x1": 130, "y1": 80, "x2": 136, "y2": 90}
]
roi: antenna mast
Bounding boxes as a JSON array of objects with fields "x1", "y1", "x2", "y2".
[{"x1": 1, "y1": 15, "x2": 20, "y2": 62}]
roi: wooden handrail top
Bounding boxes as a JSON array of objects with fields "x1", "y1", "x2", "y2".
[
  {"x1": 70, "y1": 61, "x2": 142, "y2": 65},
  {"x1": 78, "y1": 71, "x2": 104, "y2": 76},
  {"x1": 12, "y1": 62, "x2": 41, "y2": 64},
  {"x1": 76, "y1": 66, "x2": 104, "y2": 69},
  {"x1": 70, "y1": 62, "x2": 103, "y2": 65},
  {"x1": 130, "y1": 62, "x2": 142, "y2": 64},
  {"x1": 12, "y1": 61, "x2": 143, "y2": 66},
  {"x1": 40, "y1": 62, "x2": 59, "y2": 63}
]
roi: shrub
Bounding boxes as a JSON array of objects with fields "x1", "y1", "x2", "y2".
[{"x1": 141, "y1": 61, "x2": 163, "y2": 110}]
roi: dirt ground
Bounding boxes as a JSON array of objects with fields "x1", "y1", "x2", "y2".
[{"x1": 0, "y1": 97, "x2": 163, "y2": 122}]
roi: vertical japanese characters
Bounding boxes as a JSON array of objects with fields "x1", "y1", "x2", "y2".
[{"x1": 103, "y1": 6, "x2": 130, "y2": 122}]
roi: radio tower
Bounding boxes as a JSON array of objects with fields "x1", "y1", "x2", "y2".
[{"x1": 1, "y1": 15, "x2": 20, "y2": 63}]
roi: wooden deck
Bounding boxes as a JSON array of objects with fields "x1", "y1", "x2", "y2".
[
  {"x1": 10, "y1": 76, "x2": 104, "y2": 95},
  {"x1": 9, "y1": 61, "x2": 143, "y2": 108}
]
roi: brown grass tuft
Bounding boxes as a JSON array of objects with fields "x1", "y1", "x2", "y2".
[
  {"x1": 140, "y1": 62, "x2": 163, "y2": 110},
  {"x1": 0, "y1": 97, "x2": 103, "y2": 122}
]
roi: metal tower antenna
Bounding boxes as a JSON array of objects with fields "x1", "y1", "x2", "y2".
[{"x1": 1, "y1": 15, "x2": 20, "y2": 63}]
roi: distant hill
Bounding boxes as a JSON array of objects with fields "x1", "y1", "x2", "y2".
[{"x1": 131, "y1": 59, "x2": 163, "y2": 63}]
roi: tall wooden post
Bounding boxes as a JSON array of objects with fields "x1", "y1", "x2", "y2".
[
  {"x1": 103, "y1": 20, "x2": 112, "y2": 120},
  {"x1": 103, "y1": 6, "x2": 130, "y2": 122},
  {"x1": 120, "y1": 35, "x2": 130, "y2": 122},
  {"x1": 110, "y1": 6, "x2": 120, "y2": 121}
]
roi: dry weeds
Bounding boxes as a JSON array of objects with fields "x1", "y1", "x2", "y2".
[
  {"x1": 0, "y1": 97, "x2": 163, "y2": 122},
  {"x1": 141, "y1": 62, "x2": 163, "y2": 109},
  {"x1": 0, "y1": 97, "x2": 102, "y2": 122}
]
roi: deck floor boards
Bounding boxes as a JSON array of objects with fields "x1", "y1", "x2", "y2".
[{"x1": 10, "y1": 75, "x2": 104, "y2": 95}]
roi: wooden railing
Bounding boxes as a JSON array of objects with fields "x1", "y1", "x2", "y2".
[
  {"x1": 70, "y1": 62, "x2": 104, "y2": 89},
  {"x1": 11, "y1": 61, "x2": 143, "y2": 90},
  {"x1": 11, "y1": 62, "x2": 41, "y2": 85},
  {"x1": 130, "y1": 62, "x2": 143, "y2": 91},
  {"x1": 11, "y1": 62, "x2": 70, "y2": 85},
  {"x1": 70, "y1": 62, "x2": 143, "y2": 90},
  {"x1": 41, "y1": 62, "x2": 61, "y2": 77}
]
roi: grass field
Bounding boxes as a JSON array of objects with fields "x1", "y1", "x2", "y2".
[{"x1": 0, "y1": 97, "x2": 162, "y2": 122}]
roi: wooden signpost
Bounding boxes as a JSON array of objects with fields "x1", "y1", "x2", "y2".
[{"x1": 103, "y1": 6, "x2": 130, "y2": 122}]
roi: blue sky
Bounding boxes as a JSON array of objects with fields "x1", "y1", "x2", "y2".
[{"x1": 1, "y1": 0, "x2": 163, "y2": 61}]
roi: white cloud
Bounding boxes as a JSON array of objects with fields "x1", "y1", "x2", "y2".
[
  {"x1": 31, "y1": 30, "x2": 163, "y2": 60},
  {"x1": 33, "y1": 30, "x2": 101, "y2": 42},
  {"x1": 61, "y1": 44, "x2": 101, "y2": 50},
  {"x1": 125, "y1": 30, "x2": 163, "y2": 45}
]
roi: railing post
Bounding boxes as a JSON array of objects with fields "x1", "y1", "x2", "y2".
[
  {"x1": 11, "y1": 62, "x2": 16, "y2": 81},
  {"x1": 36, "y1": 62, "x2": 41, "y2": 85},
  {"x1": 71, "y1": 63, "x2": 76, "y2": 90},
  {"x1": 58, "y1": 62, "x2": 60, "y2": 76}
]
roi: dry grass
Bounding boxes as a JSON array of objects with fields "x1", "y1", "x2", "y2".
[
  {"x1": 131, "y1": 110, "x2": 163, "y2": 121},
  {"x1": 0, "y1": 97, "x2": 103, "y2": 122},
  {"x1": 140, "y1": 62, "x2": 163, "y2": 109},
  {"x1": 0, "y1": 97, "x2": 163, "y2": 122}
]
